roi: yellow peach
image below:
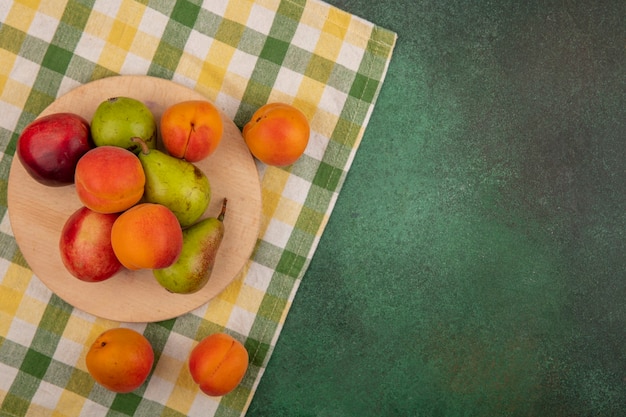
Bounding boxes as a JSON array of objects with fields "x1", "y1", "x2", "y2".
[{"x1": 110, "y1": 203, "x2": 183, "y2": 270}]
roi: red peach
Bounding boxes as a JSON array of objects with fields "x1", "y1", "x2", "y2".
[
  {"x1": 59, "y1": 206, "x2": 123, "y2": 282},
  {"x1": 17, "y1": 112, "x2": 93, "y2": 186}
]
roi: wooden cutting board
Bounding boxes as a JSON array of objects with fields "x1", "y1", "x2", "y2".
[{"x1": 7, "y1": 75, "x2": 262, "y2": 323}]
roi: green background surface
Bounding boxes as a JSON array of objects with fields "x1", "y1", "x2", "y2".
[{"x1": 247, "y1": 0, "x2": 625, "y2": 416}]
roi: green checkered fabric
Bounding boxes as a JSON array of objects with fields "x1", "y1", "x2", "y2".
[{"x1": 0, "y1": 0, "x2": 396, "y2": 415}]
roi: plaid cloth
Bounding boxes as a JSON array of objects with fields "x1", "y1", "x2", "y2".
[{"x1": 0, "y1": 1, "x2": 395, "y2": 416}]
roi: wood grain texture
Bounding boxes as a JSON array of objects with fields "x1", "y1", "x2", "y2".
[{"x1": 7, "y1": 75, "x2": 262, "y2": 323}]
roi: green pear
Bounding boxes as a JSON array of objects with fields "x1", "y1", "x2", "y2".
[
  {"x1": 132, "y1": 137, "x2": 210, "y2": 227},
  {"x1": 91, "y1": 97, "x2": 156, "y2": 153},
  {"x1": 153, "y1": 199, "x2": 227, "y2": 294}
]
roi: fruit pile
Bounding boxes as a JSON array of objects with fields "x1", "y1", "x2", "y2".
[
  {"x1": 18, "y1": 97, "x2": 228, "y2": 294},
  {"x1": 16, "y1": 94, "x2": 310, "y2": 396}
]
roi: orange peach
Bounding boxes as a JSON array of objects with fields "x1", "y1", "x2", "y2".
[
  {"x1": 86, "y1": 328, "x2": 154, "y2": 393},
  {"x1": 75, "y1": 146, "x2": 145, "y2": 213},
  {"x1": 110, "y1": 203, "x2": 183, "y2": 270},
  {"x1": 160, "y1": 100, "x2": 224, "y2": 162},
  {"x1": 242, "y1": 102, "x2": 310, "y2": 166},
  {"x1": 188, "y1": 332, "x2": 249, "y2": 396},
  {"x1": 59, "y1": 206, "x2": 123, "y2": 282}
]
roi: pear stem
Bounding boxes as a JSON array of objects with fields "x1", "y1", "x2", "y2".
[
  {"x1": 218, "y1": 198, "x2": 228, "y2": 222},
  {"x1": 131, "y1": 137, "x2": 150, "y2": 155}
]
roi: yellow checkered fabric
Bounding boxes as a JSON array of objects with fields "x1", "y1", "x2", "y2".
[{"x1": 0, "y1": 0, "x2": 396, "y2": 415}]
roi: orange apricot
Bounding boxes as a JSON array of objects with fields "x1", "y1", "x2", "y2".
[
  {"x1": 188, "y1": 332, "x2": 249, "y2": 396},
  {"x1": 110, "y1": 203, "x2": 183, "y2": 270},
  {"x1": 74, "y1": 146, "x2": 145, "y2": 213},
  {"x1": 242, "y1": 102, "x2": 310, "y2": 167},
  {"x1": 160, "y1": 100, "x2": 224, "y2": 162},
  {"x1": 86, "y1": 328, "x2": 154, "y2": 393},
  {"x1": 189, "y1": 333, "x2": 248, "y2": 397}
]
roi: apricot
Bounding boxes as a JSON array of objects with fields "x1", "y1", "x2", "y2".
[
  {"x1": 160, "y1": 100, "x2": 224, "y2": 162},
  {"x1": 242, "y1": 102, "x2": 310, "y2": 166},
  {"x1": 86, "y1": 328, "x2": 154, "y2": 393},
  {"x1": 110, "y1": 203, "x2": 183, "y2": 270},
  {"x1": 188, "y1": 332, "x2": 249, "y2": 396},
  {"x1": 75, "y1": 146, "x2": 145, "y2": 213}
]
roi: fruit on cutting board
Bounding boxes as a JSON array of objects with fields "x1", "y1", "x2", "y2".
[
  {"x1": 59, "y1": 206, "x2": 123, "y2": 282},
  {"x1": 17, "y1": 112, "x2": 93, "y2": 186},
  {"x1": 242, "y1": 102, "x2": 310, "y2": 166},
  {"x1": 188, "y1": 332, "x2": 249, "y2": 396},
  {"x1": 153, "y1": 198, "x2": 227, "y2": 294},
  {"x1": 90, "y1": 97, "x2": 156, "y2": 153},
  {"x1": 86, "y1": 328, "x2": 154, "y2": 393},
  {"x1": 160, "y1": 100, "x2": 223, "y2": 162},
  {"x1": 18, "y1": 95, "x2": 238, "y2": 300},
  {"x1": 110, "y1": 203, "x2": 183, "y2": 270},
  {"x1": 132, "y1": 137, "x2": 211, "y2": 228},
  {"x1": 74, "y1": 146, "x2": 145, "y2": 213}
]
